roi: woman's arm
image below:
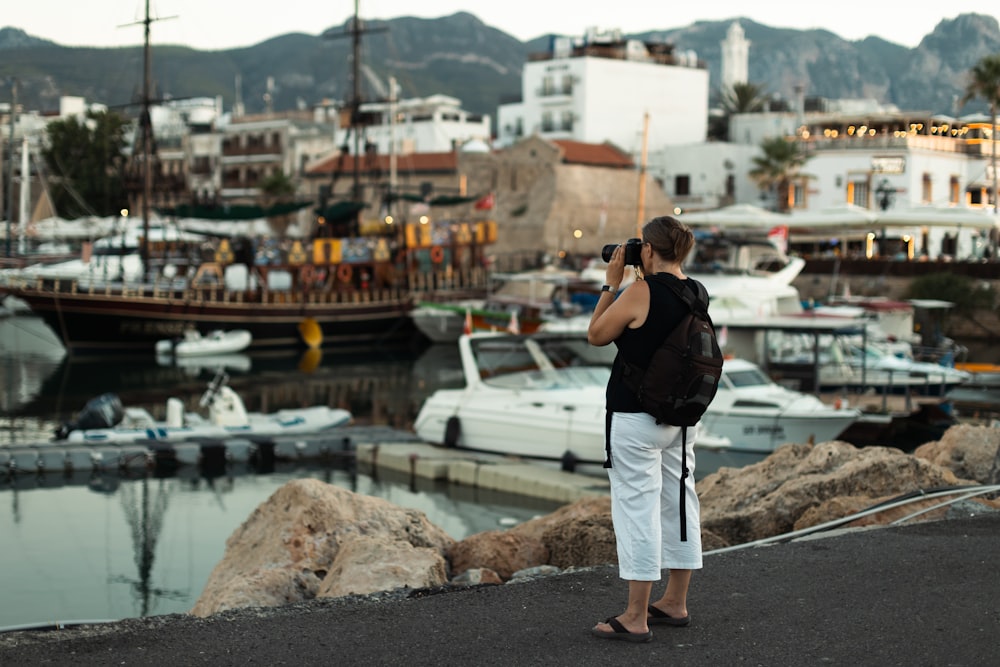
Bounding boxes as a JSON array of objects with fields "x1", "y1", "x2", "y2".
[{"x1": 587, "y1": 244, "x2": 648, "y2": 346}]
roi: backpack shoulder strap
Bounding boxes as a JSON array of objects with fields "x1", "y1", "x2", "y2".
[{"x1": 659, "y1": 276, "x2": 709, "y2": 312}]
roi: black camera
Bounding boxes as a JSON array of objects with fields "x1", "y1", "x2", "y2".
[{"x1": 601, "y1": 238, "x2": 643, "y2": 266}]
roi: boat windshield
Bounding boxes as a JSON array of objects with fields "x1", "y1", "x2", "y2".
[
  {"x1": 484, "y1": 366, "x2": 610, "y2": 391},
  {"x1": 724, "y1": 367, "x2": 771, "y2": 388},
  {"x1": 471, "y1": 334, "x2": 614, "y2": 389}
]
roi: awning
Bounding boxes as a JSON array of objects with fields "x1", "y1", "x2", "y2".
[{"x1": 157, "y1": 202, "x2": 314, "y2": 220}]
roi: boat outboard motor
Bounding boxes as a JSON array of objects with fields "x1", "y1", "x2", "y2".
[{"x1": 54, "y1": 393, "x2": 125, "y2": 440}]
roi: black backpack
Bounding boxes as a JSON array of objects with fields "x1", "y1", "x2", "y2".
[
  {"x1": 620, "y1": 277, "x2": 723, "y2": 428},
  {"x1": 620, "y1": 276, "x2": 723, "y2": 542}
]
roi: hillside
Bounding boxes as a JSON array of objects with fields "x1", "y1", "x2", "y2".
[{"x1": 1, "y1": 12, "x2": 999, "y2": 121}]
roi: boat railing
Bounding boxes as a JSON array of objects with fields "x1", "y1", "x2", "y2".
[
  {"x1": 2, "y1": 264, "x2": 497, "y2": 308},
  {"x1": 4, "y1": 273, "x2": 416, "y2": 306}
]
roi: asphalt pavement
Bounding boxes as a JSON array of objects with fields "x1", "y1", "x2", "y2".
[{"x1": 1, "y1": 511, "x2": 998, "y2": 666}]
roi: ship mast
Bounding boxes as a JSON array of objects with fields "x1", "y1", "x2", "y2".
[
  {"x1": 323, "y1": 1, "x2": 386, "y2": 234},
  {"x1": 122, "y1": 0, "x2": 175, "y2": 280}
]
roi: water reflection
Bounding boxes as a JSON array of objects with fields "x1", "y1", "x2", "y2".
[
  {"x1": 0, "y1": 458, "x2": 560, "y2": 629},
  {"x1": 0, "y1": 337, "x2": 499, "y2": 628}
]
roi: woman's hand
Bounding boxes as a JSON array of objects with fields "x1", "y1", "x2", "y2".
[{"x1": 605, "y1": 244, "x2": 626, "y2": 290}]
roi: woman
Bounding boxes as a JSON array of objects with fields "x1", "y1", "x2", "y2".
[{"x1": 587, "y1": 215, "x2": 705, "y2": 643}]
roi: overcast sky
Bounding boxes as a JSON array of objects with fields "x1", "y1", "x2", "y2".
[{"x1": 4, "y1": 2, "x2": 998, "y2": 50}]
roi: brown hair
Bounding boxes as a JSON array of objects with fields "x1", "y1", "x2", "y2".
[{"x1": 642, "y1": 215, "x2": 695, "y2": 264}]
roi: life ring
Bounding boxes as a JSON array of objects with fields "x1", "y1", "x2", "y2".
[
  {"x1": 299, "y1": 264, "x2": 316, "y2": 284},
  {"x1": 430, "y1": 245, "x2": 445, "y2": 264},
  {"x1": 337, "y1": 263, "x2": 353, "y2": 282}
]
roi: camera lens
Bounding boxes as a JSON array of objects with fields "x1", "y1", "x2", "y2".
[{"x1": 601, "y1": 244, "x2": 618, "y2": 262}]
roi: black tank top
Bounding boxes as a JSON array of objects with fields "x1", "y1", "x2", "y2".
[{"x1": 606, "y1": 274, "x2": 698, "y2": 412}]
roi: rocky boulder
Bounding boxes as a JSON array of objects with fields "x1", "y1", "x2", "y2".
[
  {"x1": 697, "y1": 440, "x2": 979, "y2": 547},
  {"x1": 447, "y1": 496, "x2": 613, "y2": 579},
  {"x1": 191, "y1": 478, "x2": 454, "y2": 617},
  {"x1": 913, "y1": 423, "x2": 1000, "y2": 484}
]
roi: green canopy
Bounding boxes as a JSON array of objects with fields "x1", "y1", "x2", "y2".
[
  {"x1": 384, "y1": 193, "x2": 479, "y2": 206},
  {"x1": 157, "y1": 201, "x2": 314, "y2": 220},
  {"x1": 315, "y1": 201, "x2": 368, "y2": 223}
]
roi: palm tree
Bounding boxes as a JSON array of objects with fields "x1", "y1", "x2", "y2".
[
  {"x1": 960, "y1": 54, "x2": 1000, "y2": 213},
  {"x1": 721, "y1": 82, "x2": 768, "y2": 114},
  {"x1": 749, "y1": 137, "x2": 808, "y2": 213},
  {"x1": 709, "y1": 83, "x2": 768, "y2": 141}
]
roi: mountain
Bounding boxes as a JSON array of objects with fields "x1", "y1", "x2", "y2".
[{"x1": 1, "y1": 12, "x2": 998, "y2": 122}]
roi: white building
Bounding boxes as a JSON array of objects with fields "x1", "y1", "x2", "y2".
[
  {"x1": 495, "y1": 28, "x2": 709, "y2": 157},
  {"x1": 338, "y1": 93, "x2": 491, "y2": 156}
]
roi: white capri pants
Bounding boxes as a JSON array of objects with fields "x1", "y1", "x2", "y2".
[{"x1": 607, "y1": 411, "x2": 703, "y2": 580}]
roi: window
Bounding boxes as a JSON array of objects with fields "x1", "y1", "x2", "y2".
[
  {"x1": 792, "y1": 181, "x2": 806, "y2": 209},
  {"x1": 950, "y1": 176, "x2": 960, "y2": 204},
  {"x1": 849, "y1": 180, "x2": 869, "y2": 208},
  {"x1": 675, "y1": 175, "x2": 691, "y2": 197},
  {"x1": 541, "y1": 112, "x2": 554, "y2": 132},
  {"x1": 560, "y1": 111, "x2": 574, "y2": 132},
  {"x1": 922, "y1": 173, "x2": 932, "y2": 203}
]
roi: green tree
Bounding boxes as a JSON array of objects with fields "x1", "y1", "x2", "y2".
[
  {"x1": 41, "y1": 111, "x2": 130, "y2": 218},
  {"x1": 709, "y1": 82, "x2": 768, "y2": 141},
  {"x1": 258, "y1": 171, "x2": 298, "y2": 235},
  {"x1": 960, "y1": 53, "x2": 1000, "y2": 213},
  {"x1": 749, "y1": 137, "x2": 808, "y2": 213}
]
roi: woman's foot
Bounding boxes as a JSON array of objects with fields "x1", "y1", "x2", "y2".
[
  {"x1": 591, "y1": 616, "x2": 652, "y2": 643},
  {"x1": 647, "y1": 604, "x2": 690, "y2": 626}
]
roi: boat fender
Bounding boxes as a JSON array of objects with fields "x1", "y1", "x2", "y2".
[
  {"x1": 561, "y1": 450, "x2": 579, "y2": 473},
  {"x1": 444, "y1": 416, "x2": 461, "y2": 448},
  {"x1": 430, "y1": 245, "x2": 445, "y2": 264},
  {"x1": 337, "y1": 263, "x2": 353, "y2": 282}
]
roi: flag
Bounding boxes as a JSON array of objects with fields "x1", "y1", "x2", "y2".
[
  {"x1": 507, "y1": 310, "x2": 520, "y2": 335},
  {"x1": 767, "y1": 225, "x2": 788, "y2": 254},
  {"x1": 474, "y1": 192, "x2": 495, "y2": 210},
  {"x1": 463, "y1": 308, "x2": 473, "y2": 335}
]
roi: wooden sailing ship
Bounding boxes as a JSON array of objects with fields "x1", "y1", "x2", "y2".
[{"x1": 0, "y1": 1, "x2": 493, "y2": 354}]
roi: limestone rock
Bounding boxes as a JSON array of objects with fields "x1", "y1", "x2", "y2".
[
  {"x1": 446, "y1": 530, "x2": 549, "y2": 581},
  {"x1": 508, "y1": 495, "x2": 611, "y2": 543},
  {"x1": 541, "y1": 513, "x2": 617, "y2": 569},
  {"x1": 450, "y1": 568, "x2": 503, "y2": 586},
  {"x1": 191, "y1": 478, "x2": 454, "y2": 617},
  {"x1": 913, "y1": 423, "x2": 1000, "y2": 484},
  {"x1": 317, "y1": 535, "x2": 448, "y2": 598},
  {"x1": 696, "y1": 440, "x2": 970, "y2": 547}
]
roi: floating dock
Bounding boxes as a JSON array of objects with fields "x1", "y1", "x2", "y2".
[{"x1": 0, "y1": 426, "x2": 609, "y2": 503}]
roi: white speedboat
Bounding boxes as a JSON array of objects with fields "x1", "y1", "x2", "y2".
[
  {"x1": 155, "y1": 329, "x2": 253, "y2": 357},
  {"x1": 54, "y1": 372, "x2": 352, "y2": 444},
  {"x1": 704, "y1": 358, "x2": 861, "y2": 453},
  {"x1": 413, "y1": 332, "x2": 731, "y2": 474}
]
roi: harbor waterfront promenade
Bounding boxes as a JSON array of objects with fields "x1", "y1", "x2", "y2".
[{"x1": 0, "y1": 511, "x2": 996, "y2": 665}]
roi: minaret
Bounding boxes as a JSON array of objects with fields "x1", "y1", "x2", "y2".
[
  {"x1": 233, "y1": 74, "x2": 245, "y2": 119},
  {"x1": 721, "y1": 22, "x2": 750, "y2": 93}
]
